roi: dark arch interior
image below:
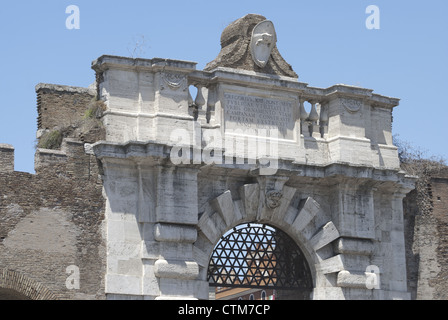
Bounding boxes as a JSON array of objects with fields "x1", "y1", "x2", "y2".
[
  {"x1": 208, "y1": 223, "x2": 313, "y2": 300},
  {"x1": 0, "y1": 288, "x2": 31, "y2": 300}
]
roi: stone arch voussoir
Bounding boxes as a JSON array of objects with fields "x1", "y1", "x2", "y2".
[
  {"x1": 0, "y1": 268, "x2": 58, "y2": 300},
  {"x1": 193, "y1": 183, "x2": 346, "y2": 285}
]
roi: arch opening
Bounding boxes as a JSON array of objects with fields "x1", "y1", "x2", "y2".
[
  {"x1": 0, "y1": 269, "x2": 57, "y2": 300},
  {"x1": 207, "y1": 223, "x2": 313, "y2": 300},
  {"x1": 0, "y1": 288, "x2": 31, "y2": 300}
]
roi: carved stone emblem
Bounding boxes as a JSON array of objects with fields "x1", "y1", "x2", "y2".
[
  {"x1": 341, "y1": 98, "x2": 363, "y2": 114},
  {"x1": 161, "y1": 72, "x2": 187, "y2": 91},
  {"x1": 250, "y1": 20, "x2": 277, "y2": 68},
  {"x1": 266, "y1": 190, "x2": 283, "y2": 209}
]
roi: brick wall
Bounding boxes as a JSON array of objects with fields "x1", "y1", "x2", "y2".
[
  {"x1": 429, "y1": 169, "x2": 448, "y2": 298},
  {"x1": 404, "y1": 167, "x2": 448, "y2": 300},
  {"x1": 36, "y1": 83, "x2": 96, "y2": 131},
  {"x1": 0, "y1": 141, "x2": 106, "y2": 300},
  {"x1": 0, "y1": 83, "x2": 106, "y2": 300},
  {"x1": 0, "y1": 144, "x2": 14, "y2": 172}
]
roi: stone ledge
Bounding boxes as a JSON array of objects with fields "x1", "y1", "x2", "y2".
[
  {"x1": 0, "y1": 144, "x2": 14, "y2": 150},
  {"x1": 35, "y1": 148, "x2": 67, "y2": 157},
  {"x1": 93, "y1": 140, "x2": 412, "y2": 183},
  {"x1": 35, "y1": 83, "x2": 96, "y2": 95},
  {"x1": 92, "y1": 55, "x2": 197, "y2": 73}
]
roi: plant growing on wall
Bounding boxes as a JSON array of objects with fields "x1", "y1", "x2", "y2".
[
  {"x1": 394, "y1": 135, "x2": 447, "y2": 216},
  {"x1": 37, "y1": 130, "x2": 63, "y2": 150},
  {"x1": 35, "y1": 98, "x2": 107, "y2": 150}
]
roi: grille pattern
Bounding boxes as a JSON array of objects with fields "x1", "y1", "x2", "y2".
[{"x1": 208, "y1": 224, "x2": 312, "y2": 290}]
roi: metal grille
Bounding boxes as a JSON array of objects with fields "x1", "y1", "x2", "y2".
[{"x1": 208, "y1": 224, "x2": 313, "y2": 290}]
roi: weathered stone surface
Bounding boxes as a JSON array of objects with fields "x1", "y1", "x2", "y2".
[
  {"x1": 334, "y1": 238, "x2": 373, "y2": 256},
  {"x1": 106, "y1": 274, "x2": 141, "y2": 296},
  {"x1": 154, "y1": 224, "x2": 197, "y2": 243},
  {"x1": 317, "y1": 255, "x2": 345, "y2": 275},
  {"x1": 292, "y1": 197, "x2": 320, "y2": 232},
  {"x1": 211, "y1": 190, "x2": 236, "y2": 227},
  {"x1": 154, "y1": 259, "x2": 199, "y2": 280},
  {"x1": 337, "y1": 270, "x2": 371, "y2": 289},
  {"x1": 309, "y1": 222, "x2": 341, "y2": 251},
  {"x1": 239, "y1": 184, "x2": 260, "y2": 221}
]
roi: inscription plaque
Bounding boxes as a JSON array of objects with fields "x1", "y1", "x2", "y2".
[{"x1": 223, "y1": 92, "x2": 295, "y2": 139}]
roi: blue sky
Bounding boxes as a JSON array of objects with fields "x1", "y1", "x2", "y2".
[{"x1": 0, "y1": 0, "x2": 447, "y2": 173}]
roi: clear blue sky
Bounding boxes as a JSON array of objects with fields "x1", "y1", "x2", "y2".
[{"x1": 1, "y1": 0, "x2": 447, "y2": 173}]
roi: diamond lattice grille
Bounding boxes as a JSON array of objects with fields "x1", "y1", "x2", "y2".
[{"x1": 208, "y1": 224, "x2": 313, "y2": 290}]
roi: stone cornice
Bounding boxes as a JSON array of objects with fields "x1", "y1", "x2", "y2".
[
  {"x1": 191, "y1": 68, "x2": 399, "y2": 108},
  {"x1": 91, "y1": 54, "x2": 400, "y2": 109},
  {"x1": 92, "y1": 140, "x2": 415, "y2": 189},
  {"x1": 91, "y1": 55, "x2": 197, "y2": 74},
  {"x1": 35, "y1": 83, "x2": 96, "y2": 95}
]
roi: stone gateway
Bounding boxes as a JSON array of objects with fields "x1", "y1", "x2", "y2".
[
  {"x1": 0, "y1": 14, "x2": 427, "y2": 300},
  {"x1": 91, "y1": 14, "x2": 414, "y2": 300}
]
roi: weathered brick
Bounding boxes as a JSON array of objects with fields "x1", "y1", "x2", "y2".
[{"x1": 0, "y1": 84, "x2": 106, "y2": 300}]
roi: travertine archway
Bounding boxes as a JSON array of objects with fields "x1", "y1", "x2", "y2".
[{"x1": 193, "y1": 182, "x2": 345, "y2": 299}]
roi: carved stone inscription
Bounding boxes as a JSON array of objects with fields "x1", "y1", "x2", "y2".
[{"x1": 224, "y1": 92, "x2": 294, "y2": 138}]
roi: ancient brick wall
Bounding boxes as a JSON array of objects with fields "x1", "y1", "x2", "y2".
[
  {"x1": 0, "y1": 145, "x2": 14, "y2": 173},
  {"x1": 36, "y1": 83, "x2": 96, "y2": 131},
  {"x1": 0, "y1": 84, "x2": 106, "y2": 300},
  {"x1": 430, "y1": 169, "x2": 448, "y2": 298},
  {"x1": 0, "y1": 143, "x2": 106, "y2": 300},
  {"x1": 404, "y1": 167, "x2": 448, "y2": 300}
]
